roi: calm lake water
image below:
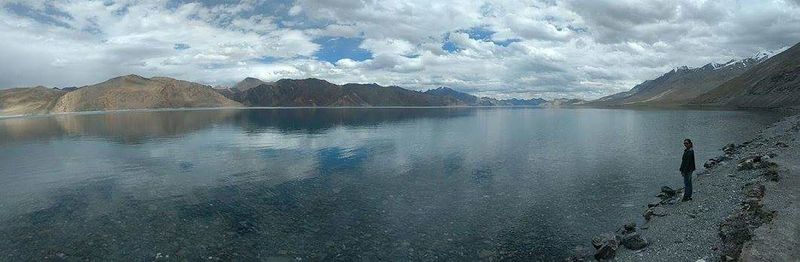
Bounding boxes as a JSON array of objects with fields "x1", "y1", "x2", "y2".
[{"x1": 0, "y1": 108, "x2": 784, "y2": 260}]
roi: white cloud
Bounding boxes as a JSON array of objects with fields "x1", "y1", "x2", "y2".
[{"x1": 0, "y1": 0, "x2": 798, "y2": 100}]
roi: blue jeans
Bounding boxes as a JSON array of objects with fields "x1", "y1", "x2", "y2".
[{"x1": 682, "y1": 171, "x2": 693, "y2": 199}]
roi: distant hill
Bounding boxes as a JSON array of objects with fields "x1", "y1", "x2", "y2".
[
  {"x1": 221, "y1": 78, "x2": 462, "y2": 107},
  {"x1": 1, "y1": 75, "x2": 574, "y2": 117},
  {"x1": 592, "y1": 54, "x2": 769, "y2": 106},
  {"x1": 50, "y1": 75, "x2": 240, "y2": 113},
  {"x1": 541, "y1": 98, "x2": 588, "y2": 107},
  {"x1": 0, "y1": 87, "x2": 65, "y2": 116},
  {"x1": 219, "y1": 79, "x2": 555, "y2": 107},
  {"x1": 423, "y1": 87, "x2": 548, "y2": 106},
  {"x1": 424, "y1": 87, "x2": 478, "y2": 105},
  {"x1": 233, "y1": 77, "x2": 270, "y2": 92},
  {"x1": 503, "y1": 98, "x2": 548, "y2": 106},
  {"x1": 692, "y1": 42, "x2": 800, "y2": 108}
]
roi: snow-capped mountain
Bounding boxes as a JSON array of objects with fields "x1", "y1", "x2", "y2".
[{"x1": 592, "y1": 52, "x2": 771, "y2": 106}]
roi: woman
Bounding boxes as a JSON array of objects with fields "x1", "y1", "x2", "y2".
[{"x1": 679, "y1": 139, "x2": 696, "y2": 201}]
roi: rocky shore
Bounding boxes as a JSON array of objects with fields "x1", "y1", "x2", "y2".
[{"x1": 570, "y1": 112, "x2": 800, "y2": 261}]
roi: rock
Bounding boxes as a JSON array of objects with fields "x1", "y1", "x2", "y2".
[
  {"x1": 766, "y1": 152, "x2": 778, "y2": 158},
  {"x1": 651, "y1": 206, "x2": 667, "y2": 216},
  {"x1": 743, "y1": 183, "x2": 765, "y2": 199},
  {"x1": 647, "y1": 198, "x2": 662, "y2": 208},
  {"x1": 737, "y1": 161, "x2": 754, "y2": 171},
  {"x1": 775, "y1": 142, "x2": 788, "y2": 147},
  {"x1": 593, "y1": 235, "x2": 619, "y2": 260},
  {"x1": 591, "y1": 235, "x2": 603, "y2": 249},
  {"x1": 737, "y1": 156, "x2": 760, "y2": 170},
  {"x1": 621, "y1": 232, "x2": 648, "y2": 250},
  {"x1": 643, "y1": 206, "x2": 667, "y2": 220},
  {"x1": 704, "y1": 159, "x2": 718, "y2": 169},
  {"x1": 761, "y1": 168, "x2": 779, "y2": 181},
  {"x1": 615, "y1": 222, "x2": 636, "y2": 236},
  {"x1": 594, "y1": 243, "x2": 617, "y2": 260},
  {"x1": 623, "y1": 222, "x2": 636, "y2": 232},
  {"x1": 660, "y1": 186, "x2": 676, "y2": 197},
  {"x1": 723, "y1": 143, "x2": 737, "y2": 154},
  {"x1": 737, "y1": 156, "x2": 778, "y2": 171},
  {"x1": 592, "y1": 233, "x2": 619, "y2": 249},
  {"x1": 742, "y1": 197, "x2": 761, "y2": 210},
  {"x1": 719, "y1": 213, "x2": 750, "y2": 260},
  {"x1": 756, "y1": 159, "x2": 778, "y2": 169}
]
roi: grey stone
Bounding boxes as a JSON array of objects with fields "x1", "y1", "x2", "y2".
[{"x1": 621, "y1": 232, "x2": 648, "y2": 250}]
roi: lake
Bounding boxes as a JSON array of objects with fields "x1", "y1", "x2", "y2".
[{"x1": 0, "y1": 108, "x2": 784, "y2": 260}]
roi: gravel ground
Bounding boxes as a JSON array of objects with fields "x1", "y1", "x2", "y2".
[{"x1": 608, "y1": 113, "x2": 800, "y2": 262}]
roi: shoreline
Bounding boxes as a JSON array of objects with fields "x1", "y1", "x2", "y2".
[
  {"x1": 575, "y1": 110, "x2": 800, "y2": 261},
  {"x1": 0, "y1": 105, "x2": 776, "y2": 120}
]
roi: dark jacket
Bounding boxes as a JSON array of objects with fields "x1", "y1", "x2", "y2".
[{"x1": 680, "y1": 148, "x2": 696, "y2": 173}]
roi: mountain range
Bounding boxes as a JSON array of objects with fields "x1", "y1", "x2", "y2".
[
  {"x1": 0, "y1": 76, "x2": 563, "y2": 117},
  {"x1": 593, "y1": 41, "x2": 799, "y2": 108},
  {"x1": 1, "y1": 40, "x2": 798, "y2": 117},
  {"x1": 216, "y1": 80, "x2": 552, "y2": 108}
]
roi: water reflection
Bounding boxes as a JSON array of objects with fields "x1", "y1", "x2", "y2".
[
  {"x1": 0, "y1": 108, "x2": 785, "y2": 260},
  {"x1": 0, "y1": 108, "x2": 475, "y2": 145}
]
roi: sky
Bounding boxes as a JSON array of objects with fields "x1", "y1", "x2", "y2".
[{"x1": 1, "y1": 0, "x2": 799, "y2": 99}]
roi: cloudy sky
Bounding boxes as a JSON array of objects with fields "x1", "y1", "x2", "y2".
[{"x1": 1, "y1": 0, "x2": 799, "y2": 99}]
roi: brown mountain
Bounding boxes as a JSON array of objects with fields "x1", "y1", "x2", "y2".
[
  {"x1": 51, "y1": 75, "x2": 241, "y2": 113},
  {"x1": 692, "y1": 42, "x2": 800, "y2": 108},
  {"x1": 232, "y1": 77, "x2": 270, "y2": 92},
  {"x1": 591, "y1": 56, "x2": 766, "y2": 107},
  {"x1": 0, "y1": 86, "x2": 65, "y2": 116}
]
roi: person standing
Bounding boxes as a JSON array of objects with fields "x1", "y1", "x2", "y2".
[{"x1": 680, "y1": 139, "x2": 696, "y2": 201}]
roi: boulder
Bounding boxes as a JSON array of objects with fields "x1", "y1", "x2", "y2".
[
  {"x1": 723, "y1": 143, "x2": 737, "y2": 154},
  {"x1": 623, "y1": 222, "x2": 636, "y2": 233},
  {"x1": 647, "y1": 198, "x2": 662, "y2": 208},
  {"x1": 661, "y1": 186, "x2": 676, "y2": 195},
  {"x1": 643, "y1": 208, "x2": 654, "y2": 221},
  {"x1": 621, "y1": 232, "x2": 648, "y2": 250},
  {"x1": 591, "y1": 233, "x2": 619, "y2": 249},
  {"x1": 738, "y1": 156, "x2": 778, "y2": 171},
  {"x1": 652, "y1": 206, "x2": 667, "y2": 216},
  {"x1": 743, "y1": 183, "x2": 765, "y2": 199},
  {"x1": 704, "y1": 159, "x2": 718, "y2": 169},
  {"x1": 594, "y1": 243, "x2": 616, "y2": 260},
  {"x1": 761, "y1": 168, "x2": 779, "y2": 181},
  {"x1": 592, "y1": 235, "x2": 619, "y2": 260},
  {"x1": 643, "y1": 206, "x2": 667, "y2": 220},
  {"x1": 615, "y1": 222, "x2": 637, "y2": 236}
]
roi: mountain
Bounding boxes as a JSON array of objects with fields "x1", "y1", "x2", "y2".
[
  {"x1": 691, "y1": 42, "x2": 800, "y2": 108},
  {"x1": 0, "y1": 86, "x2": 65, "y2": 116},
  {"x1": 50, "y1": 75, "x2": 241, "y2": 113},
  {"x1": 541, "y1": 98, "x2": 588, "y2": 107},
  {"x1": 232, "y1": 77, "x2": 270, "y2": 92},
  {"x1": 222, "y1": 78, "x2": 464, "y2": 107},
  {"x1": 423, "y1": 87, "x2": 549, "y2": 106},
  {"x1": 424, "y1": 87, "x2": 478, "y2": 105},
  {"x1": 592, "y1": 55, "x2": 769, "y2": 106},
  {"x1": 503, "y1": 98, "x2": 548, "y2": 106}
]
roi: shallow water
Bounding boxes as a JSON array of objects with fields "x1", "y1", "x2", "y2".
[{"x1": 0, "y1": 108, "x2": 784, "y2": 260}]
